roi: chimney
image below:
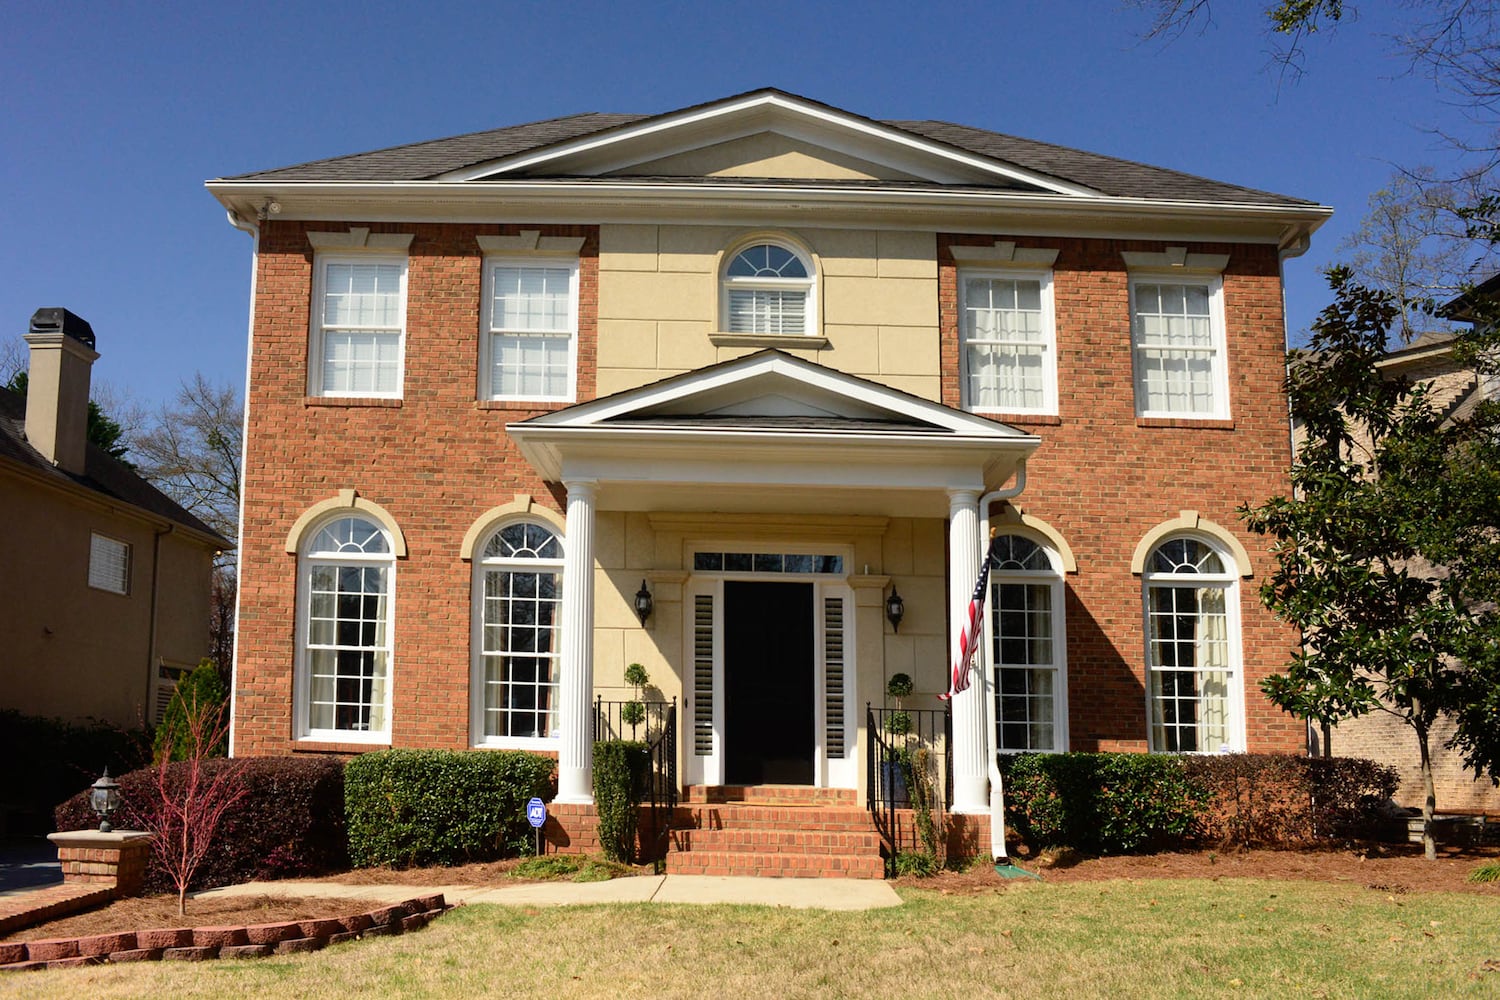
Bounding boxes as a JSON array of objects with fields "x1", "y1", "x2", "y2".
[{"x1": 23, "y1": 307, "x2": 98, "y2": 475}]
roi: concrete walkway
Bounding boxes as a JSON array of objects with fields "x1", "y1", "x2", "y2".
[{"x1": 196, "y1": 874, "x2": 902, "y2": 911}]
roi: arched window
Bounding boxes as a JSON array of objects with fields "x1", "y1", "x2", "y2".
[
  {"x1": 298, "y1": 515, "x2": 394, "y2": 740},
  {"x1": 722, "y1": 241, "x2": 814, "y2": 335},
  {"x1": 1142, "y1": 534, "x2": 1242, "y2": 752},
  {"x1": 473, "y1": 521, "x2": 564, "y2": 745},
  {"x1": 988, "y1": 533, "x2": 1067, "y2": 752}
]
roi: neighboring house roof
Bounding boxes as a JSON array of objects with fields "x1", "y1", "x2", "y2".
[
  {"x1": 222, "y1": 88, "x2": 1314, "y2": 210},
  {"x1": 0, "y1": 386, "x2": 230, "y2": 548}
]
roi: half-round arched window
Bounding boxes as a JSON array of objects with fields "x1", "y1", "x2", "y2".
[
  {"x1": 722, "y1": 241, "x2": 814, "y2": 335},
  {"x1": 1141, "y1": 533, "x2": 1242, "y2": 752},
  {"x1": 472, "y1": 521, "x2": 565, "y2": 746},
  {"x1": 298, "y1": 514, "x2": 395, "y2": 740},
  {"x1": 988, "y1": 533, "x2": 1067, "y2": 752}
]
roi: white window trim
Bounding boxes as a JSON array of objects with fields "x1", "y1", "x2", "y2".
[
  {"x1": 719, "y1": 238, "x2": 818, "y2": 338},
  {"x1": 309, "y1": 253, "x2": 408, "y2": 399},
  {"x1": 1140, "y1": 532, "x2": 1246, "y2": 754},
  {"x1": 984, "y1": 532, "x2": 1068, "y2": 753},
  {"x1": 469, "y1": 519, "x2": 566, "y2": 750},
  {"x1": 480, "y1": 256, "x2": 580, "y2": 404},
  {"x1": 87, "y1": 532, "x2": 131, "y2": 595},
  {"x1": 1128, "y1": 272, "x2": 1231, "y2": 420},
  {"x1": 958, "y1": 268, "x2": 1058, "y2": 416},
  {"x1": 294, "y1": 517, "x2": 396, "y2": 744}
]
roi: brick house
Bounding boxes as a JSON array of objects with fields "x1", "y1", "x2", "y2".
[{"x1": 209, "y1": 90, "x2": 1331, "y2": 872}]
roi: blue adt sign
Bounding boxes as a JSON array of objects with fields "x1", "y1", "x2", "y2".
[{"x1": 526, "y1": 797, "x2": 547, "y2": 829}]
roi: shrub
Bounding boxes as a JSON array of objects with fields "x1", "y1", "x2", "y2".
[
  {"x1": 55, "y1": 756, "x2": 346, "y2": 893},
  {"x1": 344, "y1": 749, "x2": 554, "y2": 867},
  {"x1": 152, "y1": 660, "x2": 228, "y2": 762},
  {"x1": 593, "y1": 740, "x2": 650, "y2": 863},
  {"x1": 1183, "y1": 754, "x2": 1400, "y2": 847},
  {"x1": 1, "y1": 709, "x2": 150, "y2": 836},
  {"x1": 891, "y1": 850, "x2": 938, "y2": 877},
  {"x1": 1002, "y1": 753, "x2": 1206, "y2": 854}
]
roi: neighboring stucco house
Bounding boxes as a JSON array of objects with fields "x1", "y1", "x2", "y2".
[
  {"x1": 0, "y1": 308, "x2": 230, "y2": 729},
  {"x1": 1321, "y1": 283, "x2": 1500, "y2": 815},
  {"x1": 210, "y1": 90, "x2": 1331, "y2": 874}
]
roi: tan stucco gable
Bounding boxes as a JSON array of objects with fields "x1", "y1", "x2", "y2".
[{"x1": 615, "y1": 132, "x2": 926, "y2": 182}]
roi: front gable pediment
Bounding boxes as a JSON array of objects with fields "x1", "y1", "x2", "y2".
[{"x1": 441, "y1": 90, "x2": 1097, "y2": 196}]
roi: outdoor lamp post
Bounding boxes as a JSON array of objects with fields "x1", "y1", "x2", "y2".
[
  {"x1": 634, "y1": 579, "x2": 654, "y2": 625},
  {"x1": 89, "y1": 768, "x2": 121, "y2": 833},
  {"x1": 885, "y1": 587, "x2": 905, "y2": 633}
]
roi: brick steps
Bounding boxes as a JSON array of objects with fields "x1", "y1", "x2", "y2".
[{"x1": 665, "y1": 791, "x2": 884, "y2": 879}]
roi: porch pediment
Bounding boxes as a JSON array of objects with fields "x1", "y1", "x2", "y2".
[{"x1": 509, "y1": 351, "x2": 1039, "y2": 517}]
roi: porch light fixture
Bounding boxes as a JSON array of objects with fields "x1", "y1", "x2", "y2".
[
  {"x1": 634, "y1": 579, "x2": 654, "y2": 625},
  {"x1": 89, "y1": 768, "x2": 121, "y2": 833},
  {"x1": 885, "y1": 587, "x2": 905, "y2": 633}
]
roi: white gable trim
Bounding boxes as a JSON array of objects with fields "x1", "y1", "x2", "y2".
[
  {"x1": 518, "y1": 350, "x2": 1029, "y2": 438},
  {"x1": 440, "y1": 92, "x2": 1101, "y2": 198}
]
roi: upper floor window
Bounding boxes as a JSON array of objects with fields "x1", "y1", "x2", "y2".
[
  {"x1": 483, "y1": 259, "x2": 579, "y2": 402},
  {"x1": 722, "y1": 242, "x2": 814, "y2": 336},
  {"x1": 1130, "y1": 277, "x2": 1228, "y2": 418},
  {"x1": 88, "y1": 532, "x2": 131, "y2": 595},
  {"x1": 472, "y1": 521, "x2": 564, "y2": 746},
  {"x1": 988, "y1": 533, "x2": 1066, "y2": 752},
  {"x1": 311, "y1": 256, "x2": 406, "y2": 398},
  {"x1": 1142, "y1": 534, "x2": 1241, "y2": 752},
  {"x1": 298, "y1": 514, "x2": 394, "y2": 742},
  {"x1": 961, "y1": 272, "x2": 1056, "y2": 414}
]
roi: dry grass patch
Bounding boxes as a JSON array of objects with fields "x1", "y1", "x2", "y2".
[{"x1": 7, "y1": 878, "x2": 1500, "y2": 998}]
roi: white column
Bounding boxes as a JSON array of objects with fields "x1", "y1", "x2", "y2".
[
  {"x1": 948, "y1": 488, "x2": 989, "y2": 814},
  {"x1": 555, "y1": 479, "x2": 597, "y2": 805}
]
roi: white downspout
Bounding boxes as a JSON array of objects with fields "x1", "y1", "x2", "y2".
[
  {"x1": 223, "y1": 208, "x2": 260, "y2": 759},
  {"x1": 977, "y1": 458, "x2": 1027, "y2": 860}
]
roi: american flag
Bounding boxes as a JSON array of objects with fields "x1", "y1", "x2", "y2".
[{"x1": 940, "y1": 540, "x2": 997, "y2": 701}]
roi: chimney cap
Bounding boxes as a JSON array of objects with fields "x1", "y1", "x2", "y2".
[{"x1": 28, "y1": 308, "x2": 95, "y2": 350}]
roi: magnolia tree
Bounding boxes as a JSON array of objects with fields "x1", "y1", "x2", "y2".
[{"x1": 1242, "y1": 268, "x2": 1500, "y2": 859}]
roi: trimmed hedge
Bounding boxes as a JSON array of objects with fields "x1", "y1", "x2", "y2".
[
  {"x1": 1001, "y1": 752, "x2": 1402, "y2": 854},
  {"x1": 345, "y1": 749, "x2": 554, "y2": 867},
  {"x1": 1, "y1": 710, "x2": 151, "y2": 836},
  {"x1": 1002, "y1": 752, "x2": 1207, "y2": 854},
  {"x1": 593, "y1": 740, "x2": 650, "y2": 863},
  {"x1": 54, "y1": 756, "x2": 347, "y2": 893}
]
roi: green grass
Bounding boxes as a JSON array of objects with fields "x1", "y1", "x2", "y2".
[
  {"x1": 509, "y1": 854, "x2": 632, "y2": 882},
  {"x1": 1468, "y1": 860, "x2": 1500, "y2": 883},
  {"x1": 8, "y1": 878, "x2": 1500, "y2": 998}
]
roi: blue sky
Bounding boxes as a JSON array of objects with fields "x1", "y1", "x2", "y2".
[{"x1": 1, "y1": 1, "x2": 1480, "y2": 410}]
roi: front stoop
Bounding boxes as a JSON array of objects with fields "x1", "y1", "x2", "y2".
[{"x1": 667, "y1": 786, "x2": 884, "y2": 879}]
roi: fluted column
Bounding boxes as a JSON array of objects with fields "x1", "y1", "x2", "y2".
[
  {"x1": 556, "y1": 479, "x2": 597, "y2": 805},
  {"x1": 948, "y1": 488, "x2": 989, "y2": 814}
]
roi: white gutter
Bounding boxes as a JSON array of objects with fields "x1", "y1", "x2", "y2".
[
  {"x1": 223, "y1": 207, "x2": 259, "y2": 759},
  {"x1": 976, "y1": 460, "x2": 1028, "y2": 861}
]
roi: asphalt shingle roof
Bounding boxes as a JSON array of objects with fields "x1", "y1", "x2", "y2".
[
  {"x1": 0, "y1": 386, "x2": 229, "y2": 545},
  {"x1": 223, "y1": 95, "x2": 1314, "y2": 209}
]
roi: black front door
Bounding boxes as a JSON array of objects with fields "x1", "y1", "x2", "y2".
[{"x1": 723, "y1": 580, "x2": 815, "y2": 785}]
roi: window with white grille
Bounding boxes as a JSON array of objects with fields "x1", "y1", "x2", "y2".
[
  {"x1": 1131, "y1": 278, "x2": 1228, "y2": 418},
  {"x1": 722, "y1": 242, "x2": 814, "y2": 336},
  {"x1": 989, "y1": 534, "x2": 1066, "y2": 752},
  {"x1": 311, "y1": 256, "x2": 406, "y2": 398},
  {"x1": 473, "y1": 521, "x2": 564, "y2": 745},
  {"x1": 960, "y1": 272, "x2": 1056, "y2": 414},
  {"x1": 483, "y1": 260, "x2": 578, "y2": 402},
  {"x1": 88, "y1": 533, "x2": 130, "y2": 595}
]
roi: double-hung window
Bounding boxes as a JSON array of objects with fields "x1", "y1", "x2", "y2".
[
  {"x1": 88, "y1": 532, "x2": 131, "y2": 595},
  {"x1": 1143, "y1": 535, "x2": 1241, "y2": 752},
  {"x1": 311, "y1": 256, "x2": 406, "y2": 398},
  {"x1": 472, "y1": 521, "x2": 564, "y2": 746},
  {"x1": 1130, "y1": 276, "x2": 1229, "y2": 418},
  {"x1": 722, "y1": 242, "x2": 814, "y2": 336},
  {"x1": 989, "y1": 534, "x2": 1066, "y2": 752},
  {"x1": 298, "y1": 515, "x2": 394, "y2": 742},
  {"x1": 960, "y1": 272, "x2": 1056, "y2": 414},
  {"x1": 482, "y1": 260, "x2": 579, "y2": 402}
]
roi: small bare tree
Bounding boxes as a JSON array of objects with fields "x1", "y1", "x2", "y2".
[{"x1": 140, "y1": 689, "x2": 245, "y2": 915}]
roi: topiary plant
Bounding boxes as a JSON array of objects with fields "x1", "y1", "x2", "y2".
[
  {"x1": 886, "y1": 672, "x2": 914, "y2": 700},
  {"x1": 622, "y1": 662, "x2": 649, "y2": 737}
]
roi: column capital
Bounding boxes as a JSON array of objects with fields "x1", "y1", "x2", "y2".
[
  {"x1": 562, "y1": 477, "x2": 598, "y2": 497},
  {"x1": 947, "y1": 487, "x2": 981, "y2": 509}
]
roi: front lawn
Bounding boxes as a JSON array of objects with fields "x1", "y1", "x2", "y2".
[{"x1": 8, "y1": 878, "x2": 1500, "y2": 998}]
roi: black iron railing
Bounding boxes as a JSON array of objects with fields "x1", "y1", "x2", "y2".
[
  {"x1": 594, "y1": 697, "x2": 678, "y2": 860},
  {"x1": 866, "y1": 704, "x2": 952, "y2": 852}
]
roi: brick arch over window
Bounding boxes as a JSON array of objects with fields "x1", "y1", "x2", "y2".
[
  {"x1": 460, "y1": 494, "x2": 566, "y2": 562},
  {"x1": 990, "y1": 506, "x2": 1078, "y2": 573},
  {"x1": 284, "y1": 489, "x2": 408, "y2": 557},
  {"x1": 1129, "y1": 510, "x2": 1251, "y2": 577}
]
